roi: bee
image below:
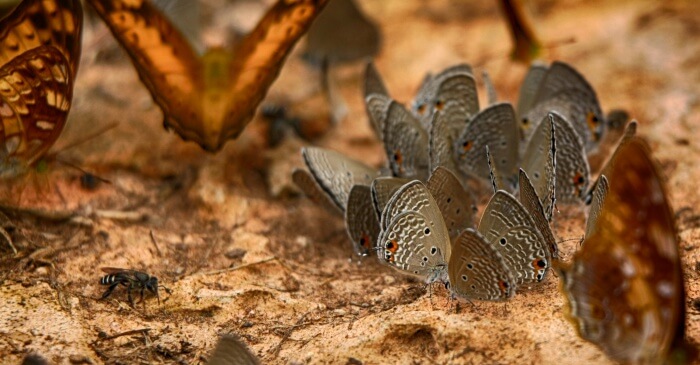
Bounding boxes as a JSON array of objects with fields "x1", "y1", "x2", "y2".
[{"x1": 99, "y1": 268, "x2": 160, "y2": 307}]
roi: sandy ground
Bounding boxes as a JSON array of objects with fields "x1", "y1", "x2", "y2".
[{"x1": 1, "y1": 0, "x2": 700, "y2": 364}]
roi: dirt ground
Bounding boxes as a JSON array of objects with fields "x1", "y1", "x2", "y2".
[{"x1": 1, "y1": 0, "x2": 700, "y2": 364}]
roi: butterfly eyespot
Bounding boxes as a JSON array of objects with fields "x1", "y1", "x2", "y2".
[
  {"x1": 424, "y1": 228, "x2": 431, "y2": 235},
  {"x1": 535, "y1": 259, "x2": 546, "y2": 269},
  {"x1": 422, "y1": 256, "x2": 428, "y2": 262},
  {"x1": 430, "y1": 247, "x2": 438, "y2": 255},
  {"x1": 417, "y1": 104, "x2": 426, "y2": 114},
  {"x1": 534, "y1": 172, "x2": 540, "y2": 179},
  {"x1": 466, "y1": 263, "x2": 473, "y2": 269},
  {"x1": 499, "y1": 238, "x2": 507, "y2": 245},
  {"x1": 500, "y1": 140, "x2": 507, "y2": 146},
  {"x1": 435, "y1": 100, "x2": 444, "y2": 110},
  {"x1": 573, "y1": 172, "x2": 586, "y2": 185},
  {"x1": 420, "y1": 262, "x2": 426, "y2": 267},
  {"x1": 393, "y1": 151, "x2": 402, "y2": 163},
  {"x1": 522, "y1": 118, "x2": 529, "y2": 125},
  {"x1": 413, "y1": 271, "x2": 419, "y2": 274},
  {"x1": 446, "y1": 197, "x2": 452, "y2": 203},
  {"x1": 471, "y1": 284, "x2": 476, "y2": 289},
  {"x1": 461, "y1": 275, "x2": 468, "y2": 281},
  {"x1": 462, "y1": 140, "x2": 473, "y2": 151}
]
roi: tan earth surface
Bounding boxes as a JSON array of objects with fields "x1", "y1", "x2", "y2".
[{"x1": 1, "y1": 0, "x2": 700, "y2": 364}]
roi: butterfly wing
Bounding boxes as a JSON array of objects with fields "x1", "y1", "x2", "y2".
[
  {"x1": 412, "y1": 64, "x2": 476, "y2": 130},
  {"x1": 221, "y1": 0, "x2": 329, "y2": 145},
  {"x1": 518, "y1": 169, "x2": 558, "y2": 259},
  {"x1": 548, "y1": 112, "x2": 590, "y2": 203},
  {"x1": 301, "y1": 147, "x2": 378, "y2": 211},
  {"x1": 428, "y1": 71, "x2": 477, "y2": 173},
  {"x1": 454, "y1": 102, "x2": 519, "y2": 184},
  {"x1": 292, "y1": 168, "x2": 342, "y2": 215},
  {"x1": 364, "y1": 93, "x2": 390, "y2": 140},
  {"x1": 448, "y1": 228, "x2": 515, "y2": 301},
  {"x1": 426, "y1": 166, "x2": 476, "y2": 240},
  {"x1": 0, "y1": 0, "x2": 82, "y2": 76},
  {"x1": 521, "y1": 113, "x2": 556, "y2": 213},
  {"x1": 0, "y1": 46, "x2": 73, "y2": 177},
  {"x1": 558, "y1": 138, "x2": 685, "y2": 364},
  {"x1": 478, "y1": 191, "x2": 550, "y2": 285},
  {"x1": 370, "y1": 176, "x2": 410, "y2": 218},
  {"x1": 87, "y1": 0, "x2": 202, "y2": 143},
  {"x1": 207, "y1": 334, "x2": 260, "y2": 365},
  {"x1": 584, "y1": 174, "x2": 608, "y2": 238},
  {"x1": 345, "y1": 185, "x2": 380, "y2": 257},
  {"x1": 516, "y1": 62, "x2": 547, "y2": 119},
  {"x1": 382, "y1": 101, "x2": 429, "y2": 180},
  {"x1": 364, "y1": 61, "x2": 389, "y2": 98}
]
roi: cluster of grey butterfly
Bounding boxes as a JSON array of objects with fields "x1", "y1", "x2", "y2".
[{"x1": 293, "y1": 60, "x2": 635, "y2": 302}]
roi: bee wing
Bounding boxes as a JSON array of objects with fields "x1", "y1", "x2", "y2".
[{"x1": 100, "y1": 267, "x2": 136, "y2": 275}]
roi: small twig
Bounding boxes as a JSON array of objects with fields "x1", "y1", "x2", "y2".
[
  {"x1": 93, "y1": 209, "x2": 147, "y2": 222},
  {"x1": 270, "y1": 311, "x2": 312, "y2": 356},
  {"x1": 193, "y1": 256, "x2": 278, "y2": 277},
  {"x1": 0, "y1": 227, "x2": 16, "y2": 255},
  {"x1": 99, "y1": 328, "x2": 151, "y2": 341},
  {"x1": 149, "y1": 230, "x2": 162, "y2": 256}
]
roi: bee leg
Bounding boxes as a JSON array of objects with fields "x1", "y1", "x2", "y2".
[
  {"x1": 101, "y1": 284, "x2": 119, "y2": 299},
  {"x1": 127, "y1": 286, "x2": 135, "y2": 307}
]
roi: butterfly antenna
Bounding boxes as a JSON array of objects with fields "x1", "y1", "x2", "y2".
[{"x1": 53, "y1": 122, "x2": 119, "y2": 154}]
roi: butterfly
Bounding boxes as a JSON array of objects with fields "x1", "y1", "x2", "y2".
[
  {"x1": 518, "y1": 61, "x2": 605, "y2": 153},
  {"x1": 87, "y1": 0, "x2": 329, "y2": 152},
  {"x1": 0, "y1": 0, "x2": 83, "y2": 179},
  {"x1": 557, "y1": 137, "x2": 688, "y2": 364},
  {"x1": 294, "y1": 147, "x2": 380, "y2": 256}
]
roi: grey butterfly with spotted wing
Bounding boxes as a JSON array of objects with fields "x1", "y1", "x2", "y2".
[
  {"x1": 376, "y1": 180, "x2": 451, "y2": 283},
  {"x1": 363, "y1": 61, "x2": 390, "y2": 139},
  {"x1": 477, "y1": 190, "x2": 551, "y2": 286},
  {"x1": 519, "y1": 61, "x2": 605, "y2": 153},
  {"x1": 382, "y1": 101, "x2": 429, "y2": 180},
  {"x1": 453, "y1": 102, "x2": 520, "y2": 186},
  {"x1": 516, "y1": 62, "x2": 547, "y2": 120},
  {"x1": 428, "y1": 69, "x2": 479, "y2": 174},
  {"x1": 412, "y1": 64, "x2": 478, "y2": 130},
  {"x1": 295, "y1": 147, "x2": 380, "y2": 256}
]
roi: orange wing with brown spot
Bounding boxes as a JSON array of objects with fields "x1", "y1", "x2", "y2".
[
  {"x1": 0, "y1": 45, "x2": 73, "y2": 177},
  {"x1": 88, "y1": 0, "x2": 329, "y2": 152},
  {"x1": 0, "y1": 0, "x2": 82, "y2": 76}
]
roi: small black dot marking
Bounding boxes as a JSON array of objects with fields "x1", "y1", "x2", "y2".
[
  {"x1": 422, "y1": 256, "x2": 428, "y2": 262},
  {"x1": 499, "y1": 238, "x2": 507, "y2": 245},
  {"x1": 430, "y1": 247, "x2": 438, "y2": 255},
  {"x1": 446, "y1": 197, "x2": 452, "y2": 203},
  {"x1": 467, "y1": 263, "x2": 473, "y2": 269},
  {"x1": 471, "y1": 285, "x2": 476, "y2": 289},
  {"x1": 537, "y1": 260, "x2": 546, "y2": 268},
  {"x1": 424, "y1": 228, "x2": 431, "y2": 235},
  {"x1": 461, "y1": 275, "x2": 468, "y2": 281},
  {"x1": 534, "y1": 172, "x2": 540, "y2": 179}
]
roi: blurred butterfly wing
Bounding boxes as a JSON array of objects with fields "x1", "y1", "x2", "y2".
[
  {"x1": 345, "y1": 185, "x2": 380, "y2": 256},
  {"x1": 429, "y1": 71, "x2": 477, "y2": 172},
  {"x1": 454, "y1": 102, "x2": 519, "y2": 184},
  {"x1": 584, "y1": 174, "x2": 608, "y2": 238},
  {"x1": 207, "y1": 334, "x2": 260, "y2": 365},
  {"x1": 534, "y1": 61, "x2": 597, "y2": 103},
  {"x1": 292, "y1": 168, "x2": 342, "y2": 215},
  {"x1": 87, "y1": 0, "x2": 202, "y2": 143},
  {"x1": 0, "y1": 0, "x2": 82, "y2": 76},
  {"x1": 481, "y1": 70, "x2": 498, "y2": 106},
  {"x1": 0, "y1": 46, "x2": 73, "y2": 175},
  {"x1": 516, "y1": 62, "x2": 547, "y2": 118},
  {"x1": 549, "y1": 112, "x2": 590, "y2": 203},
  {"x1": 382, "y1": 101, "x2": 429, "y2": 180},
  {"x1": 559, "y1": 138, "x2": 684, "y2": 364},
  {"x1": 448, "y1": 228, "x2": 515, "y2": 301},
  {"x1": 222, "y1": 0, "x2": 329, "y2": 144},
  {"x1": 586, "y1": 120, "x2": 637, "y2": 200},
  {"x1": 365, "y1": 93, "x2": 390, "y2": 139},
  {"x1": 364, "y1": 61, "x2": 388, "y2": 97}
]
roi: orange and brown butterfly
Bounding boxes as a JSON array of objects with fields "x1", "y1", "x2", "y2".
[
  {"x1": 0, "y1": 0, "x2": 83, "y2": 179},
  {"x1": 557, "y1": 138, "x2": 690, "y2": 364},
  {"x1": 86, "y1": 0, "x2": 330, "y2": 152}
]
